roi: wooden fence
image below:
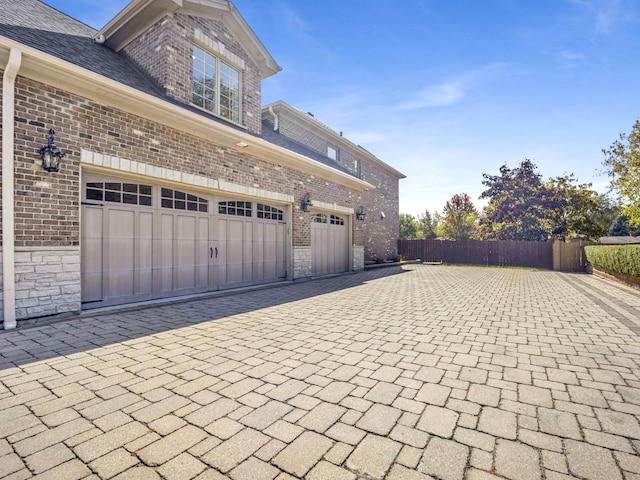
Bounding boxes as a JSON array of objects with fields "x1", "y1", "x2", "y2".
[{"x1": 398, "y1": 239, "x2": 590, "y2": 272}]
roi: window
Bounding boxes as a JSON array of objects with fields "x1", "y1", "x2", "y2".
[
  {"x1": 354, "y1": 159, "x2": 361, "y2": 177},
  {"x1": 86, "y1": 182, "x2": 152, "y2": 206},
  {"x1": 192, "y1": 45, "x2": 240, "y2": 123},
  {"x1": 161, "y1": 188, "x2": 208, "y2": 212},
  {"x1": 311, "y1": 213, "x2": 327, "y2": 223},
  {"x1": 330, "y1": 215, "x2": 345, "y2": 225},
  {"x1": 219, "y1": 201, "x2": 252, "y2": 217},
  {"x1": 257, "y1": 203, "x2": 284, "y2": 221},
  {"x1": 327, "y1": 146, "x2": 338, "y2": 160}
]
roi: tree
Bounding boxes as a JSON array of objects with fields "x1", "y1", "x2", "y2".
[
  {"x1": 477, "y1": 159, "x2": 550, "y2": 241},
  {"x1": 417, "y1": 210, "x2": 440, "y2": 239},
  {"x1": 545, "y1": 174, "x2": 605, "y2": 240},
  {"x1": 440, "y1": 193, "x2": 478, "y2": 240},
  {"x1": 608, "y1": 215, "x2": 629, "y2": 236},
  {"x1": 399, "y1": 213, "x2": 420, "y2": 240},
  {"x1": 591, "y1": 194, "x2": 621, "y2": 238},
  {"x1": 602, "y1": 120, "x2": 640, "y2": 225}
]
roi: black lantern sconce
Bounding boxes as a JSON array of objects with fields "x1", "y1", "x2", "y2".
[
  {"x1": 356, "y1": 206, "x2": 366, "y2": 221},
  {"x1": 300, "y1": 193, "x2": 313, "y2": 212},
  {"x1": 40, "y1": 129, "x2": 65, "y2": 173}
]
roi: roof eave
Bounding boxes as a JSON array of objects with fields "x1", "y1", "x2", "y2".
[
  {"x1": 96, "y1": 0, "x2": 281, "y2": 79},
  {"x1": 0, "y1": 38, "x2": 370, "y2": 192},
  {"x1": 263, "y1": 101, "x2": 406, "y2": 179}
]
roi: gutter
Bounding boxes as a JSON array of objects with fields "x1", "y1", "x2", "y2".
[
  {"x1": 0, "y1": 37, "x2": 372, "y2": 192},
  {"x1": 2, "y1": 47, "x2": 22, "y2": 329}
]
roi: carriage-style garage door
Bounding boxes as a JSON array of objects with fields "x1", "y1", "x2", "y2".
[
  {"x1": 311, "y1": 213, "x2": 349, "y2": 276},
  {"x1": 81, "y1": 176, "x2": 287, "y2": 308}
]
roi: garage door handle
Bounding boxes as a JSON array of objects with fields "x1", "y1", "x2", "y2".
[
  {"x1": 215, "y1": 247, "x2": 218, "y2": 258},
  {"x1": 210, "y1": 247, "x2": 218, "y2": 259}
]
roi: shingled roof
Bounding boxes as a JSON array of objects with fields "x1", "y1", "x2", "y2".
[
  {"x1": 0, "y1": 0, "x2": 360, "y2": 179},
  {"x1": 0, "y1": 0, "x2": 164, "y2": 98}
]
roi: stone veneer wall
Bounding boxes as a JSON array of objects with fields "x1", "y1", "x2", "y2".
[
  {"x1": 293, "y1": 246, "x2": 312, "y2": 280},
  {"x1": 0, "y1": 247, "x2": 81, "y2": 323},
  {"x1": 353, "y1": 245, "x2": 365, "y2": 271}
]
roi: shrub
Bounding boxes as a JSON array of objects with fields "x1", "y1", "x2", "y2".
[{"x1": 584, "y1": 245, "x2": 640, "y2": 277}]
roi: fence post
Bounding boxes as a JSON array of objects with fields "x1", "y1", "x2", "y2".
[{"x1": 553, "y1": 240, "x2": 561, "y2": 271}]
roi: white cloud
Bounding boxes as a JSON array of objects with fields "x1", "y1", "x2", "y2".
[
  {"x1": 397, "y1": 82, "x2": 465, "y2": 110},
  {"x1": 557, "y1": 50, "x2": 587, "y2": 67},
  {"x1": 395, "y1": 63, "x2": 509, "y2": 111}
]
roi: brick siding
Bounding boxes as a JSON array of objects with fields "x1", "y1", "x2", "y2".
[{"x1": 123, "y1": 13, "x2": 263, "y2": 134}]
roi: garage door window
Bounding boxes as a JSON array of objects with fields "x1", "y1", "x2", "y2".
[
  {"x1": 331, "y1": 215, "x2": 345, "y2": 225},
  {"x1": 86, "y1": 182, "x2": 153, "y2": 206},
  {"x1": 161, "y1": 188, "x2": 208, "y2": 212},
  {"x1": 311, "y1": 213, "x2": 327, "y2": 223},
  {"x1": 219, "y1": 200, "x2": 252, "y2": 217},
  {"x1": 257, "y1": 203, "x2": 284, "y2": 221}
]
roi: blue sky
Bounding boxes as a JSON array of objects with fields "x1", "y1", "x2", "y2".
[{"x1": 47, "y1": 0, "x2": 640, "y2": 217}]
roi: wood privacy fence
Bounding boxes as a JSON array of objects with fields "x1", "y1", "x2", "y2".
[{"x1": 398, "y1": 239, "x2": 590, "y2": 272}]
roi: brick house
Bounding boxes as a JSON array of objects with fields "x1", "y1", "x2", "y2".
[{"x1": 0, "y1": 0, "x2": 404, "y2": 328}]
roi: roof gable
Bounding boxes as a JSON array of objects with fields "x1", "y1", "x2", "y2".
[{"x1": 97, "y1": 0, "x2": 280, "y2": 79}]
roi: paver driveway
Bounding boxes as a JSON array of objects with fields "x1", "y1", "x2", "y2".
[{"x1": 1, "y1": 265, "x2": 640, "y2": 480}]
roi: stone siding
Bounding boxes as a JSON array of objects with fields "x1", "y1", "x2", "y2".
[
  {"x1": 0, "y1": 247, "x2": 81, "y2": 322},
  {"x1": 353, "y1": 245, "x2": 365, "y2": 271},
  {"x1": 293, "y1": 246, "x2": 312, "y2": 280}
]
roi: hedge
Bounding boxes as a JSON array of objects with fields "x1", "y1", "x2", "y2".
[{"x1": 584, "y1": 245, "x2": 640, "y2": 277}]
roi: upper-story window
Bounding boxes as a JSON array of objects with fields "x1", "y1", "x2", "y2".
[
  {"x1": 327, "y1": 146, "x2": 338, "y2": 161},
  {"x1": 192, "y1": 45, "x2": 240, "y2": 124},
  {"x1": 354, "y1": 159, "x2": 361, "y2": 178}
]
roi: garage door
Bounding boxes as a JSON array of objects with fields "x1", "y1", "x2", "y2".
[
  {"x1": 311, "y1": 213, "x2": 349, "y2": 276},
  {"x1": 81, "y1": 176, "x2": 287, "y2": 308}
]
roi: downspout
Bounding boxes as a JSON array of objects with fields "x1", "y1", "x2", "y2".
[
  {"x1": 268, "y1": 105, "x2": 279, "y2": 131},
  {"x1": 2, "y1": 48, "x2": 22, "y2": 329}
]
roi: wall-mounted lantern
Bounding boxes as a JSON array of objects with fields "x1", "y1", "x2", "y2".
[
  {"x1": 356, "y1": 206, "x2": 366, "y2": 221},
  {"x1": 39, "y1": 129, "x2": 65, "y2": 172},
  {"x1": 380, "y1": 211, "x2": 386, "y2": 220},
  {"x1": 300, "y1": 193, "x2": 313, "y2": 212}
]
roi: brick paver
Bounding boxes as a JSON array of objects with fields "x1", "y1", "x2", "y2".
[{"x1": 1, "y1": 265, "x2": 640, "y2": 478}]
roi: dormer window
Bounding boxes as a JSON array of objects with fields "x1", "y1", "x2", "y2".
[
  {"x1": 192, "y1": 45, "x2": 241, "y2": 124},
  {"x1": 327, "y1": 146, "x2": 338, "y2": 161}
]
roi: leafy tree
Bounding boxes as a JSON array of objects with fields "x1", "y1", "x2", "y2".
[
  {"x1": 477, "y1": 159, "x2": 550, "y2": 241},
  {"x1": 417, "y1": 210, "x2": 440, "y2": 239},
  {"x1": 399, "y1": 213, "x2": 420, "y2": 239},
  {"x1": 608, "y1": 215, "x2": 629, "y2": 236},
  {"x1": 602, "y1": 120, "x2": 640, "y2": 224},
  {"x1": 440, "y1": 193, "x2": 478, "y2": 240},
  {"x1": 546, "y1": 174, "x2": 605, "y2": 240},
  {"x1": 591, "y1": 194, "x2": 621, "y2": 237}
]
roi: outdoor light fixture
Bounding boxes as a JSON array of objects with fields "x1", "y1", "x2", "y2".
[
  {"x1": 301, "y1": 193, "x2": 313, "y2": 212},
  {"x1": 380, "y1": 211, "x2": 385, "y2": 220},
  {"x1": 39, "y1": 129, "x2": 65, "y2": 172},
  {"x1": 356, "y1": 206, "x2": 366, "y2": 221}
]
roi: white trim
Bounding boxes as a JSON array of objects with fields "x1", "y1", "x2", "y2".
[
  {"x1": 1, "y1": 47, "x2": 22, "y2": 329},
  {"x1": 311, "y1": 200, "x2": 354, "y2": 215},
  {"x1": 81, "y1": 149, "x2": 294, "y2": 203},
  {"x1": 0, "y1": 37, "x2": 372, "y2": 192}
]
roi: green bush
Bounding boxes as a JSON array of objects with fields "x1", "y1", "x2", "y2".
[{"x1": 584, "y1": 245, "x2": 640, "y2": 277}]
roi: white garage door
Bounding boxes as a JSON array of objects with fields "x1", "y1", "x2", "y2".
[
  {"x1": 81, "y1": 176, "x2": 286, "y2": 308},
  {"x1": 311, "y1": 213, "x2": 349, "y2": 276}
]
